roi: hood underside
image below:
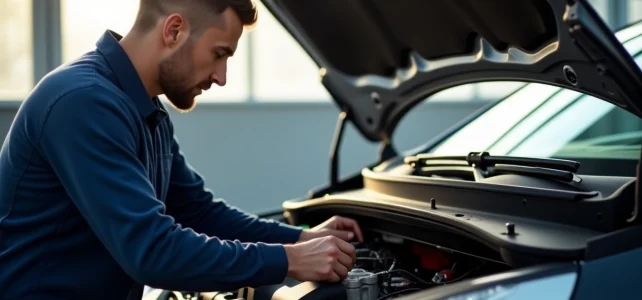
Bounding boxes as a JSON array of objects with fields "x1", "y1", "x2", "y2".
[{"x1": 261, "y1": 0, "x2": 642, "y2": 142}]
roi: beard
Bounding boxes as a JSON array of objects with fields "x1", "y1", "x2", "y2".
[{"x1": 158, "y1": 39, "x2": 201, "y2": 112}]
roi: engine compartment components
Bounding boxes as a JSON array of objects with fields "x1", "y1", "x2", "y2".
[
  {"x1": 342, "y1": 268, "x2": 378, "y2": 300},
  {"x1": 344, "y1": 233, "x2": 505, "y2": 299}
]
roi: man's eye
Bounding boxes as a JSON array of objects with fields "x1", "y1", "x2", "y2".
[{"x1": 215, "y1": 53, "x2": 224, "y2": 59}]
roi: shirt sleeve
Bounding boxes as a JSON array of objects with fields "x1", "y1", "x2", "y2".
[
  {"x1": 163, "y1": 130, "x2": 303, "y2": 245},
  {"x1": 38, "y1": 84, "x2": 289, "y2": 292}
]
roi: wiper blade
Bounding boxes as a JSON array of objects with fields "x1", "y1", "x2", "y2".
[{"x1": 405, "y1": 151, "x2": 580, "y2": 173}]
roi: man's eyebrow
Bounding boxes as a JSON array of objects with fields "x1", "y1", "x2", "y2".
[{"x1": 216, "y1": 46, "x2": 235, "y2": 57}]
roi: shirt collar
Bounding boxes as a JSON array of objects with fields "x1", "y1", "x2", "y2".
[{"x1": 95, "y1": 30, "x2": 167, "y2": 127}]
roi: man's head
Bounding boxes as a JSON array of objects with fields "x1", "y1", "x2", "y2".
[{"x1": 132, "y1": 0, "x2": 257, "y2": 111}]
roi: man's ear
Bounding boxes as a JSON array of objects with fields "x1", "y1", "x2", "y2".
[{"x1": 162, "y1": 13, "x2": 188, "y2": 47}]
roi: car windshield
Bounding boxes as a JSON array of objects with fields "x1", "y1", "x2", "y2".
[{"x1": 429, "y1": 21, "x2": 642, "y2": 161}]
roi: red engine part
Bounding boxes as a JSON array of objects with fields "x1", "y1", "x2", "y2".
[{"x1": 412, "y1": 244, "x2": 451, "y2": 271}]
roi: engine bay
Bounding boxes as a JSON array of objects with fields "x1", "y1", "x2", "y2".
[
  {"x1": 332, "y1": 234, "x2": 508, "y2": 299},
  {"x1": 150, "y1": 231, "x2": 510, "y2": 300}
]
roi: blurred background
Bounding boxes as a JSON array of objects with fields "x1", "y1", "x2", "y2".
[{"x1": 0, "y1": 0, "x2": 640, "y2": 213}]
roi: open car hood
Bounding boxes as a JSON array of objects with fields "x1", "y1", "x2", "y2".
[{"x1": 261, "y1": 0, "x2": 642, "y2": 142}]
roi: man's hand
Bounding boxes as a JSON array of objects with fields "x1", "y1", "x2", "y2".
[
  {"x1": 298, "y1": 215, "x2": 364, "y2": 243},
  {"x1": 284, "y1": 236, "x2": 356, "y2": 282}
]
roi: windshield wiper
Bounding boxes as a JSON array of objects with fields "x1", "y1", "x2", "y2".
[
  {"x1": 404, "y1": 151, "x2": 581, "y2": 182},
  {"x1": 405, "y1": 151, "x2": 580, "y2": 172}
]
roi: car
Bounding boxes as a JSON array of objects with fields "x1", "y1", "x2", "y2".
[{"x1": 146, "y1": 0, "x2": 642, "y2": 299}]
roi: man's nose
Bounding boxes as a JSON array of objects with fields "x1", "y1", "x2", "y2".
[{"x1": 210, "y1": 69, "x2": 227, "y2": 87}]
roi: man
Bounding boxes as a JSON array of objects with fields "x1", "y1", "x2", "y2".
[{"x1": 0, "y1": 0, "x2": 363, "y2": 299}]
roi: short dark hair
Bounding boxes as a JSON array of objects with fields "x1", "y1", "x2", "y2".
[{"x1": 133, "y1": 0, "x2": 258, "y2": 34}]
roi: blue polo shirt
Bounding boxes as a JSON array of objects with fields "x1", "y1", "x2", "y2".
[{"x1": 0, "y1": 30, "x2": 302, "y2": 299}]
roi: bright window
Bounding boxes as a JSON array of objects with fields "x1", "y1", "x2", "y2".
[
  {"x1": 60, "y1": 0, "x2": 139, "y2": 63},
  {"x1": 587, "y1": 0, "x2": 609, "y2": 22},
  {"x1": 0, "y1": 0, "x2": 33, "y2": 99},
  {"x1": 60, "y1": 0, "x2": 249, "y2": 102},
  {"x1": 628, "y1": 0, "x2": 642, "y2": 24},
  {"x1": 250, "y1": 2, "x2": 331, "y2": 102}
]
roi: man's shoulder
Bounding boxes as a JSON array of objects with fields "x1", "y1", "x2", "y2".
[
  {"x1": 24, "y1": 52, "x2": 137, "y2": 120},
  {"x1": 37, "y1": 53, "x2": 126, "y2": 101},
  {"x1": 12, "y1": 51, "x2": 143, "y2": 146}
]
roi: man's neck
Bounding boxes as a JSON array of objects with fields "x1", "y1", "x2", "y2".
[{"x1": 119, "y1": 31, "x2": 162, "y2": 98}]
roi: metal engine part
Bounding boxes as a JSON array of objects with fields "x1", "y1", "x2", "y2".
[{"x1": 342, "y1": 268, "x2": 379, "y2": 300}]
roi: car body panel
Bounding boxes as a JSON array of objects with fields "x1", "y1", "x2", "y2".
[{"x1": 397, "y1": 262, "x2": 579, "y2": 300}]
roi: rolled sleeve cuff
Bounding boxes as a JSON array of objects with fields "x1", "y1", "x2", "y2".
[{"x1": 272, "y1": 222, "x2": 303, "y2": 244}]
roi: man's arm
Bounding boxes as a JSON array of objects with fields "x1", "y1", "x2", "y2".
[
  {"x1": 38, "y1": 84, "x2": 289, "y2": 292},
  {"x1": 163, "y1": 129, "x2": 302, "y2": 245}
]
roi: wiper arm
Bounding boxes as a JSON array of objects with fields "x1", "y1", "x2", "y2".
[
  {"x1": 406, "y1": 151, "x2": 580, "y2": 173},
  {"x1": 489, "y1": 164, "x2": 579, "y2": 183}
]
